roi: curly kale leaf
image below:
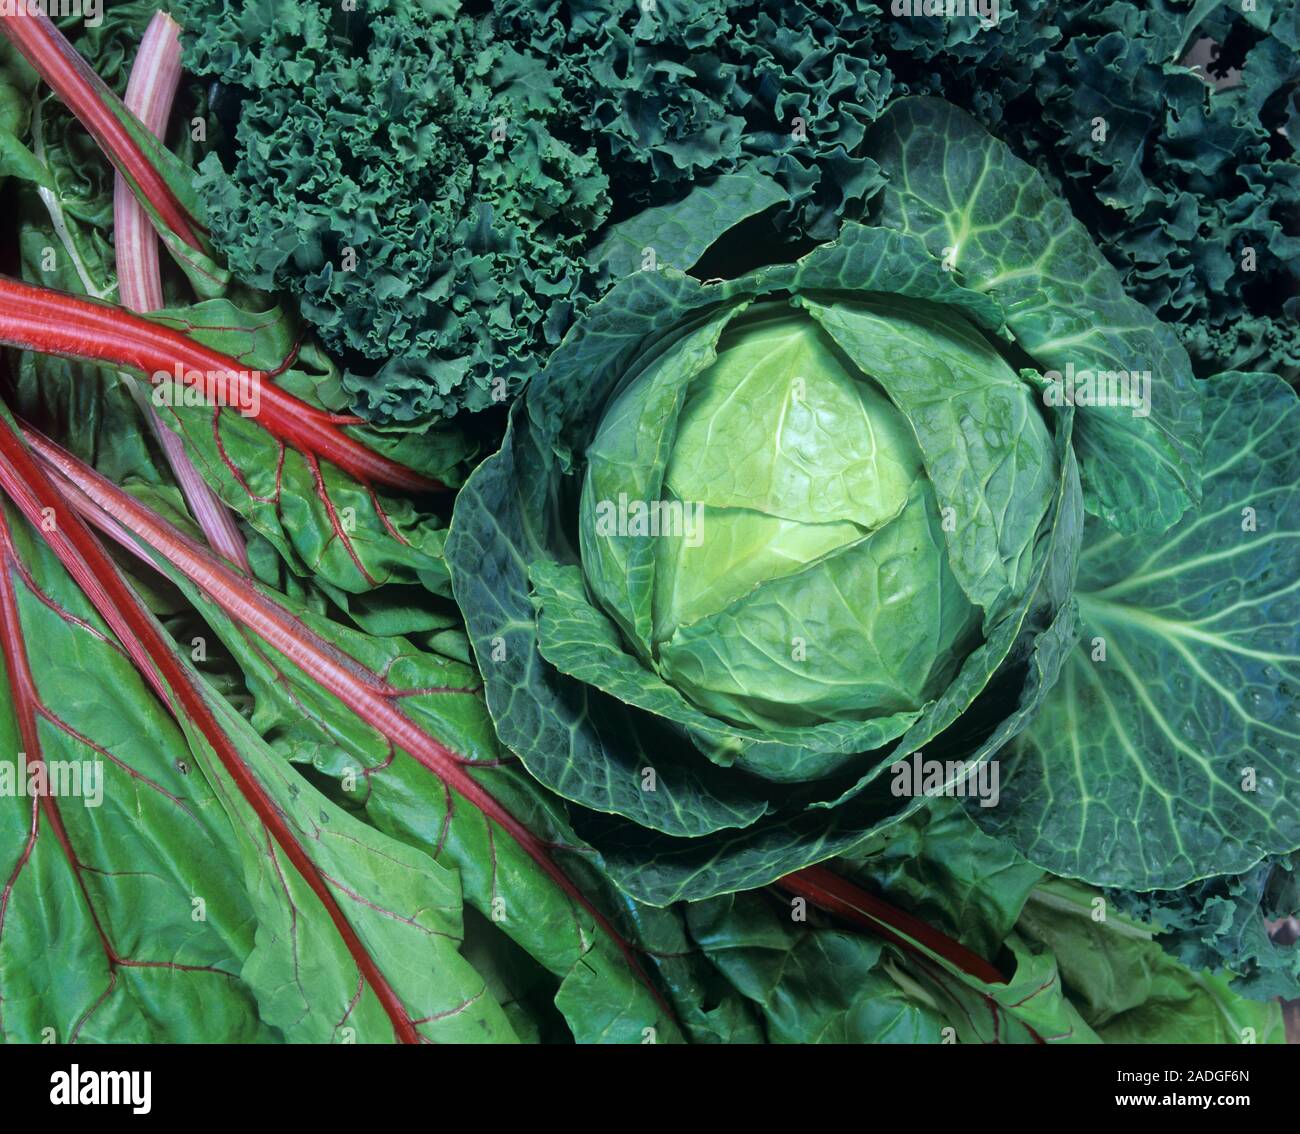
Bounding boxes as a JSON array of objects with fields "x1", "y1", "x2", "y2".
[
  {"x1": 180, "y1": 0, "x2": 610, "y2": 425},
  {"x1": 492, "y1": 0, "x2": 898, "y2": 241},
  {"x1": 498, "y1": 0, "x2": 1297, "y2": 377},
  {"x1": 180, "y1": 0, "x2": 1299, "y2": 422},
  {"x1": 1026, "y1": 1, "x2": 1300, "y2": 380},
  {"x1": 1110, "y1": 855, "x2": 1300, "y2": 1002}
]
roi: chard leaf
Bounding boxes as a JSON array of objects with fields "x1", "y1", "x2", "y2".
[
  {"x1": 868, "y1": 96, "x2": 1204, "y2": 534},
  {"x1": 179, "y1": 686, "x2": 522, "y2": 1044},
  {"x1": 0, "y1": 413, "x2": 518, "y2": 1042},
  {"x1": 835, "y1": 799, "x2": 1045, "y2": 962},
  {"x1": 33, "y1": 442, "x2": 685, "y2": 1042},
  {"x1": 0, "y1": 501, "x2": 266, "y2": 1043},
  {"x1": 0, "y1": 9, "x2": 229, "y2": 296},
  {"x1": 142, "y1": 299, "x2": 466, "y2": 595},
  {"x1": 15, "y1": 90, "x2": 119, "y2": 304},
  {"x1": 837, "y1": 812, "x2": 1284, "y2": 1043},
  {"x1": 1017, "y1": 878, "x2": 1285, "y2": 1043},
  {"x1": 703, "y1": 818, "x2": 1284, "y2": 1044},
  {"x1": 968, "y1": 934, "x2": 1098, "y2": 1043},
  {"x1": 686, "y1": 891, "x2": 949, "y2": 1043},
  {"x1": 0, "y1": 125, "x2": 51, "y2": 187},
  {"x1": 978, "y1": 371, "x2": 1300, "y2": 889},
  {"x1": 690, "y1": 860, "x2": 1085, "y2": 1045},
  {"x1": 178, "y1": 572, "x2": 685, "y2": 1043}
]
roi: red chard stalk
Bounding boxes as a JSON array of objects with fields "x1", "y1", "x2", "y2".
[
  {"x1": 0, "y1": 276, "x2": 440, "y2": 492},
  {"x1": 115, "y1": 11, "x2": 250, "y2": 570}
]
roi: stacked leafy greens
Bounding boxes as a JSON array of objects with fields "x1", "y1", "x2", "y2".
[
  {"x1": 446, "y1": 93, "x2": 1297, "y2": 908},
  {"x1": 0, "y1": 4, "x2": 1294, "y2": 1044},
  {"x1": 180, "y1": 0, "x2": 1299, "y2": 431},
  {"x1": 525, "y1": 0, "x2": 1300, "y2": 376}
]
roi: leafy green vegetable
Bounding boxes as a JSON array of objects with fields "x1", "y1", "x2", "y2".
[
  {"x1": 691, "y1": 804, "x2": 1285, "y2": 1043},
  {"x1": 492, "y1": 0, "x2": 894, "y2": 241},
  {"x1": 499, "y1": 0, "x2": 1298, "y2": 382},
  {"x1": 445, "y1": 129, "x2": 1087, "y2": 902},
  {"x1": 446, "y1": 94, "x2": 1300, "y2": 933},
  {"x1": 0, "y1": 4, "x2": 1292, "y2": 1046},
  {"x1": 1017, "y1": 878, "x2": 1284, "y2": 1044},
  {"x1": 977, "y1": 370, "x2": 1300, "y2": 889},
  {"x1": 0, "y1": 8, "x2": 683, "y2": 1044},
  {"x1": 178, "y1": 0, "x2": 610, "y2": 424},
  {"x1": 0, "y1": 499, "x2": 267, "y2": 1042},
  {"x1": 0, "y1": 411, "x2": 517, "y2": 1043},
  {"x1": 867, "y1": 98, "x2": 1202, "y2": 534},
  {"x1": 1110, "y1": 854, "x2": 1300, "y2": 1001},
  {"x1": 28, "y1": 428, "x2": 679, "y2": 1041},
  {"x1": 178, "y1": 1, "x2": 1298, "y2": 425}
]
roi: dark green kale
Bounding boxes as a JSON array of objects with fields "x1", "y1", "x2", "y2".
[
  {"x1": 178, "y1": 0, "x2": 1299, "y2": 417},
  {"x1": 1111, "y1": 855, "x2": 1300, "y2": 1001},
  {"x1": 497, "y1": 0, "x2": 1298, "y2": 377},
  {"x1": 179, "y1": 0, "x2": 610, "y2": 425}
]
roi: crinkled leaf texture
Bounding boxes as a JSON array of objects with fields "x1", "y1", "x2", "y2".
[
  {"x1": 867, "y1": 97, "x2": 1204, "y2": 535},
  {"x1": 1110, "y1": 853, "x2": 1300, "y2": 1002},
  {"x1": 977, "y1": 371, "x2": 1300, "y2": 890},
  {"x1": 178, "y1": 0, "x2": 1298, "y2": 421},
  {"x1": 0, "y1": 50, "x2": 474, "y2": 607},
  {"x1": 682, "y1": 804, "x2": 1284, "y2": 1043},
  {"x1": 179, "y1": 0, "x2": 611, "y2": 423},
  {"x1": 497, "y1": 1, "x2": 1299, "y2": 382},
  {"x1": 447, "y1": 220, "x2": 1084, "y2": 905}
]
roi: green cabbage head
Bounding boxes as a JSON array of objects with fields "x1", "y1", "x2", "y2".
[
  {"x1": 444, "y1": 99, "x2": 1297, "y2": 908},
  {"x1": 580, "y1": 306, "x2": 993, "y2": 731}
]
